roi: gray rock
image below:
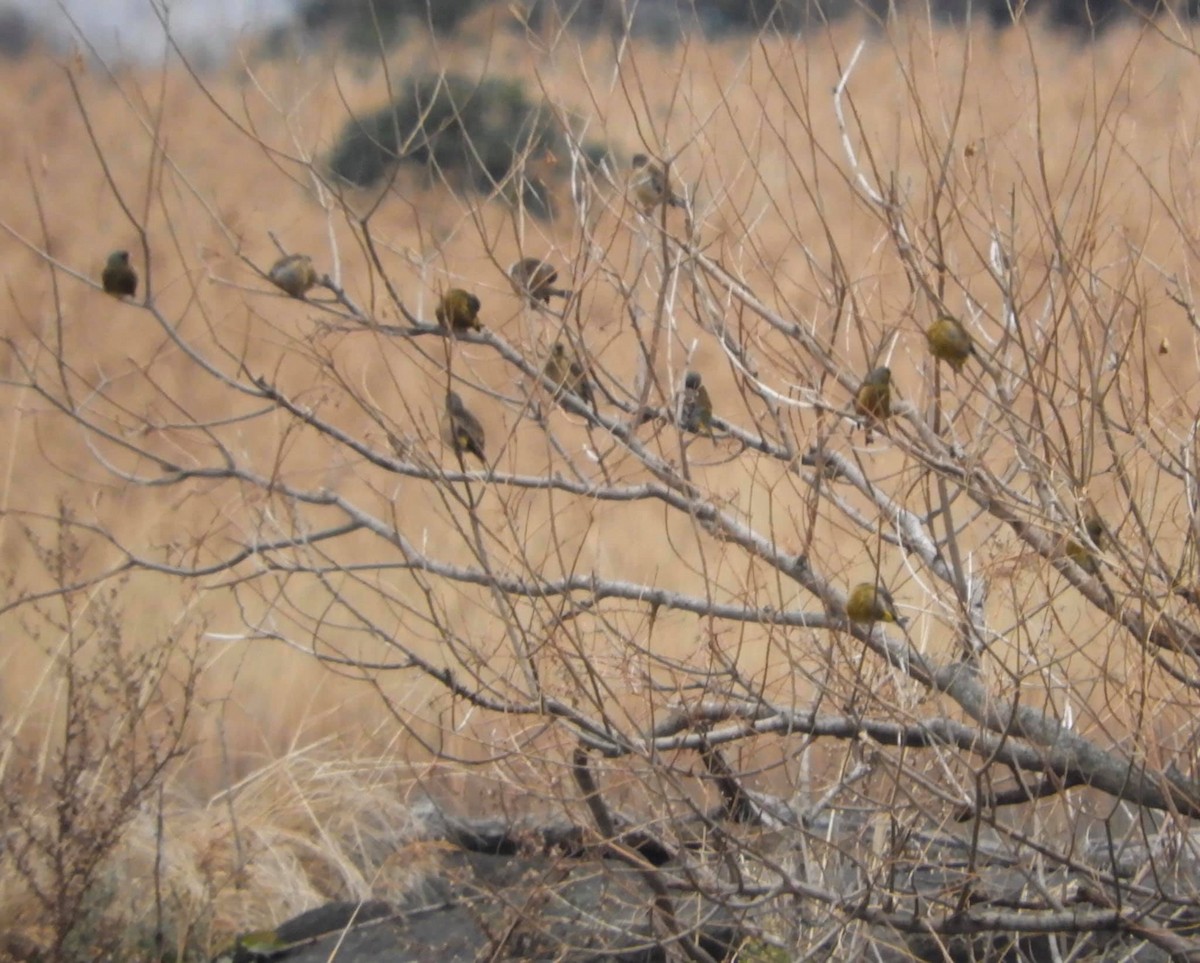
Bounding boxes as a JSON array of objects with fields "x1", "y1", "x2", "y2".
[{"x1": 225, "y1": 848, "x2": 737, "y2": 963}]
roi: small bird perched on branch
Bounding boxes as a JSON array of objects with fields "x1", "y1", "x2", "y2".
[
  {"x1": 679, "y1": 370, "x2": 714, "y2": 437},
  {"x1": 854, "y1": 366, "x2": 892, "y2": 443},
  {"x1": 926, "y1": 315, "x2": 976, "y2": 372},
  {"x1": 801, "y1": 446, "x2": 848, "y2": 481},
  {"x1": 443, "y1": 391, "x2": 486, "y2": 464},
  {"x1": 268, "y1": 253, "x2": 318, "y2": 299},
  {"x1": 630, "y1": 154, "x2": 685, "y2": 213},
  {"x1": 508, "y1": 258, "x2": 571, "y2": 305},
  {"x1": 436, "y1": 288, "x2": 483, "y2": 333},
  {"x1": 101, "y1": 250, "x2": 137, "y2": 298},
  {"x1": 846, "y1": 582, "x2": 908, "y2": 626},
  {"x1": 1065, "y1": 511, "x2": 1106, "y2": 576},
  {"x1": 543, "y1": 342, "x2": 595, "y2": 408}
]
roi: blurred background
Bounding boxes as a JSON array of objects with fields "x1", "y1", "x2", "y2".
[{"x1": 2, "y1": 0, "x2": 1192, "y2": 64}]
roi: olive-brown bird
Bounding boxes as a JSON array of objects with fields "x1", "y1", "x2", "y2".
[
  {"x1": 854, "y1": 366, "x2": 892, "y2": 443},
  {"x1": 268, "y1": 253, "x2": 318, "y2": 299},
  {"x1": 443, "y1": 391, "x2": 486, "y2": 464},
  {"x1": 436, "y1": 288, "x2": 483, "y2": 333},
  {"x1": 846, "y1": 581, "x2": 908, "y2": 626},
  {"x1": 509, "y1": 258, "x2": 571, "y2": 305},
  {"x1": 801, "y1": 446, "x2": 847, "y2": 481},
  {"x1": 630, "y1": 153, "x2": 685, "y2": 213},
  {"x1": 926, "y1": 315, "x2": 975, "y2": 372},
  {"x1": 543, "y1": 342, "x2": 595, "y2": 408},
  {"x1": 101, "y1": 250, "x2": 137, "y2": 298},
  {"x1": 679, "y1": 370, "x2": 714, "y2": 437}
]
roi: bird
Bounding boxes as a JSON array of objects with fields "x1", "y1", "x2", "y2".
[
  {"x1": 233, "y1": 930, "x2": 285, "y2": 960},
  {"x1": 801, "y1": 447, "x2": 847, "y2": 481},
  {"x1": 1066, "y1": 512, "x2": 1105, "y2": 575},
  {"x1": 630, "y1": 153, "x2": 686, "y2": 213},
  {"x1": 436, "y1": 288, "x2": 483, "y2": 333},
  {"x1": 679, "y1": 370, "x2": 714, "y2": 437},
  {"x1": 926, "y1": 315, "x2": 975, "y2": 372},
  {"x1": 509, "y1": 258, "x2": 571, "y2": 305},
  {"x1": 443, "y1": 391, "x2": 486, "y2": 464},
  {"x1": 854, "y1": 367, "x2": 892, "y2": 443},
  {"x1": 846, "y1": 581, "x2": 908, "y2": 626},
  {"x1": 543, "y1": 342, "x2": 595, "y2": 408},
  {"x1": 101, "y1": 250, "x2": 137, "y2": 298},
  {"x1": 268, "y1": 253, "x2": 318, "y2": 299}
]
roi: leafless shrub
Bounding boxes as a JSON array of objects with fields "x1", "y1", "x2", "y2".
[{"x1": 0, "y1": 505, "x2": 200, "y2": 960}]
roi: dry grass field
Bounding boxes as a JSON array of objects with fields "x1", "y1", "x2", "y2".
[{"x1": 4, "y1": 6, "x2": 1200, "y2": 955}]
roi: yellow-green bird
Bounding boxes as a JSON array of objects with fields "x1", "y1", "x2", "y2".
[
  {"x1": 436, "y1": 288, "x2": 483, "y2": 333},
  {"x1": 846, "y1": 581, "x2": 908, "y2": 626},
  {"x1": 926, "y1": 315, "x2": 975, "y2": 372},
  {"x1": 630, "y1": 153, "x2": 685, "y2": 213},
  {"x1": 268, "y1": 253, "x2": 318, "y2": 299},
  {"x1": 211, "y1": 928, "x2": 285, "y2": 963},
  {"x1": 1066, "y1": 512, "x2": 1105, "y2": 575},
  {"x1": 232, "y1": 929, "x2": 285, "y2": 961},
  {"x1": 509, "y1": 258, "x2": 571, "y2": 305},
  {"x1": 543, "y1": 342, "x2": 595, "y2": 408},
  {"x1": 443, "y1": 391, "x2": 486, "y2": 464},
  {"x1": 679, "y1": 370, "x2": 714, "y2": 437},
  {"x1": 854, "y1": 366, "x2": 892, "y2": 443},
  {"x1": 101, "y1": 250, "x2": 137, "y2": 298}
]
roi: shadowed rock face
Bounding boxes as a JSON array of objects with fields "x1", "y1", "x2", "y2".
[
  {"x1": 227, "y1": 847, "x2": 737, "y2": 963},
  {"x1": 229, "y1": 814, "x2": 1200, "y2": 963}
]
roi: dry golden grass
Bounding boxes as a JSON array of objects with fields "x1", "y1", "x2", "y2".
[{"x1": 4, "y1": 10, "x2": 1200, "y2": 951}]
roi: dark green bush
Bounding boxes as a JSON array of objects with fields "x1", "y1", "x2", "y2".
[
  {"x1": 327, "y1": 74, "x2": 562, "y2": 205},
  {"x1": 0, "y1": 7, "x2": 33, "y2": 58},
  {"x1": 298, "y1": 0, "x2": 486, "y2": 51}
]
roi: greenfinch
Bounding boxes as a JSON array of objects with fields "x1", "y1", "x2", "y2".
[
  {"x1": 435, "y1": 288, "x2": 483, "y2": 333},
  {"x1": 543, "y1": 342, "x2": 595, "y2": 408},
  {"x1": 630, "y1": 153, "x2": 685, "y2": 213},
  {"x1": 508, "y1": 258, "x2": 571, "y2": 305},
  {"x1": 679, "y1": 370, "x2": 714, "y2": 437},
  {"x1": 1065, "y1": 512, "x2": 1105, "y2": 575},
  {"x1": 443, "y1": 391, "x2": 486, "y2": 464},
  {"x1": 926, "y1": 315, "x2": 975, "y2": 372},
  {"x1": 854, "y1": 367, "x2": 892, "y2": 443},
  {"x1": 101, "y1": 250, "x2": 137, "y2": 298},
  {"x1": 232, "y1": 929, "x2": 285, "y2": 962},
  {"x1": 211, "y1": 929, "x2": 281, "y2": 963},
  {"x1": 801, "y1": 446, "x2": 847, "y2": 481},
  {"x1": 846, "y1": 581, "x2": 908, "y2": 625},
  {"x1": 268, "y1": 253, "x2": 318, "y2": 299}
]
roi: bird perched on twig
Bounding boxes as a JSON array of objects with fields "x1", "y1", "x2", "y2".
[
  {"x1": 543, "y1": 342, "x2": 595, "y2": 409},
  {"x1": 846, "y1": 581, "x2": 908, "y2": 626},
  {"x1": 926, "y1": 315, "x2": 976, "y2": 372},
  {"x1": 854, "y1": 366, "x2": 892, "y2": 444},
  {"x1": 801, "y1": 447, "x2": 848, "y2": 481},
  {"x1": 443, "y1": 391, "x2": 486, "y2": 464},
  {"x1": 268, "y1": 253, "x2": 318, "y2": 299},
  {"x1": 1065, "y1": 511, "x2": 1106, "y2": 576},
  {"x1": 509, "y1": 258, "x2": 571, "y2": 305},
  {"x1": 630, "y1": 154, "x2": 686, "y2": 213},
  {"x1": 101, "y1": 250, "x2": 137, "y2": 298},
  {"x1": 231, "y1": 929, "x2": 285, "y2": 961},
  {"x1": 679, "y1": 370, "x2": 714, "y2": 437},
  {"x1": 436, "y1": 288, "x2": 483, "y2": 333}
]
